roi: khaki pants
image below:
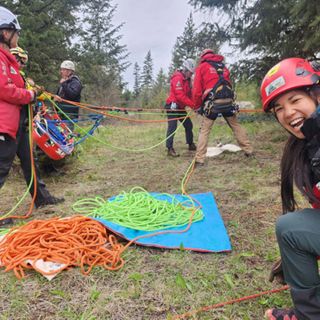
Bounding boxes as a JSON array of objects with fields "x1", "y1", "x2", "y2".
[{"x1": 195, "y1": 115, "x2": 253, "y2": 163}]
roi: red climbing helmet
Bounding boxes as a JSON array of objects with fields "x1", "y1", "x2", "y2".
[{"x1": 261, "y1": 58, "x2": 320, "y2": 112}]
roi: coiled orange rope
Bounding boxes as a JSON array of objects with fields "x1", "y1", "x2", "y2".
[{"x1": 0, "y1": 216, "x2": 124, "y2": 279}]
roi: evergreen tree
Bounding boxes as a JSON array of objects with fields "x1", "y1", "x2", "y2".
[
  {"x1": 3, "y1": 0, "x2": 82, "y2": 89},
  {"x1": 189, "y1": 0, "x2": 320, "y2": 80},
  {"x1": 150, "y1": 68, "x2": 168, "y2": 109},
  {"x1": 141, "y1": 50, "x2": 154, "y2": 90},
  {"x1": 140, "y1": 50, "x2": 154, "y2": 106},
  {"x1": 196, "y1": 22, "x2": 228, "y2": 54},
  {"x1": 80, "y1": 0, "x2": 129, "y2": 74},
  {"x1": 152, "y1": 68, "x2": 167, "y2": 95},
  {"x1": 170, "y1": 13, "x2": 198, "y2": 73},
  {"x1": 78, "y1": 0, "x2": 130, "y2": 104},
  {"x1": 133, "y1": 62, "x2": 141, "y2": 98}
]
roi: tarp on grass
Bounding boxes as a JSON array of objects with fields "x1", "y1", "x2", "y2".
[{"x1": 96, "y1": 192, "x2": 231, "y2": 253}]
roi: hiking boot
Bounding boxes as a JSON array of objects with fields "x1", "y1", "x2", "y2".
[
  {"x1": 244, "y1": 151, "x2": 255, "y2": 158},
  {"x1": 265, "y1": 308, "x2": 298, "y2": 320},
  {"x1": 167, "y1": 148, "x2": 180, "y2": 157},
  {"x1": 35, "y1": 196, "x2": 65, "y2": 208},
  {"x1": 188, "y1": 143, "x2": 197, "y2": 151}
]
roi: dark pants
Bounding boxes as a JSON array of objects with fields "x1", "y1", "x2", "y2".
[
  {"x1": 166, "y1": 111, "x2": 193, "y2": 149},
  {"x1": 0, "y1": 125, "x2": 51, "y2": 205},
  {"x1": 276, "y1": 209, "x2": 320, "y2": 319}
]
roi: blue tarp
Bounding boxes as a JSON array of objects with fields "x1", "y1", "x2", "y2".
[{"x1": 96, "y1": 192, "x2": 231, "y2": 252}]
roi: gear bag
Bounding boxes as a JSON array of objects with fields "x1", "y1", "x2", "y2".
[{"x1": 201, "y1": 61, "x2": 237, "y2": 120}]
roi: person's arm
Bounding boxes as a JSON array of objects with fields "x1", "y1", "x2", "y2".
[
  {"x1": 192, "y1": 67, "x2": 204, "y2": 109},
  {"x1": 60, "y1": 77, "x2": 82, "y2": 101},
  {"x1": 0, "y1": 62, "x2": 33, "y2": 105},
  {"x1": 172, "y1": 76, "x2": 194, "y2": 108}
]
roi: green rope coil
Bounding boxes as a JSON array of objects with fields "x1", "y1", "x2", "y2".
[
  {"x1": 0, "y1": 228, "x2": 10, "y2": 237},
  {"x1": 72, "y1": 187, "x2": 203, "y2": 231}
]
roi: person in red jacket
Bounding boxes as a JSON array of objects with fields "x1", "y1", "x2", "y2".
[
  {"x1": 261, "y1": 58, "x2": 320, "y2": 320},
  {"x1": 165, "y1": 58, "x2": 196, "y2": 157},
  {"x1": 192, "y1": 49, "x2": 253, "y2": 166},
  {"x1": 0, "y1": 7, "x2": 64, "y2": 225}
]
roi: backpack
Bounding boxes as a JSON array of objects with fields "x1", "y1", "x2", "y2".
[{"x1": 201, "y1": 60, "x2": 237, "y2": 120}]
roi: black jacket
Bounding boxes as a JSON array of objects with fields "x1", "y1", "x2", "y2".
[{"x1": 57, "y1": 74, "x2": 82, "y2": 102}]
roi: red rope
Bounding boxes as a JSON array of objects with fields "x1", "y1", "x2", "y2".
[{"x1": 173, "y1": 285, "x2": 289, "y2": 319}]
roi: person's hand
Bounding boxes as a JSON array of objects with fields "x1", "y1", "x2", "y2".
[
  {"x1": 269, "y1": 258, "x2": 286, "y2": 285},
  {"x1": 53, "y1": 95, "x2": 63, "y2": 102},
  {"x1": 26, "y1": 77, "x2": 35, "y2": 87},
  {"x1": 60, "y1": 77, "x2": 67, "y2": 84},
  {"x1": 170, "y1": 102, "x2": 177, "y2": 110},
  {"x1": 28, "y1": 88, "x2": 38, "y2": 102}
]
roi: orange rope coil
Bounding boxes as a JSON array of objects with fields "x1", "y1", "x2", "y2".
[{"x1": 0, "y1": 216, "x2": 124, "y2": 279}]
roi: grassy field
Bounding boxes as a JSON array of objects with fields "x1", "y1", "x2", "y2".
[{"x1": 0, "y1": 111, "x2": 307, "y2": 319}]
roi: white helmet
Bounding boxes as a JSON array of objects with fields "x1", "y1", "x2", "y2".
[
  {"x1": 182, "y1": 58, "x2": 195, "y2": 73},
  {"x1": 60, "y1": 60, "x2": 75, "y2": 71},
  {"x1": 0, "y1": 6, "x2": 21, "y2": 30}
]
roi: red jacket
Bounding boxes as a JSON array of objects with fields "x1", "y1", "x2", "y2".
[
  {"x1": 192, "y1": 53, "x2": 231, "y2": 109},
  {"x1": 166, "y1": 70, "x2": 194, "y2": 109},
  {"x1": 0, "y1": 47, "x2": 33, "y2": 139}
]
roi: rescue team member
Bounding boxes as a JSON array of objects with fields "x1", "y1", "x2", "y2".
[
  {"x1": 192, "y1": 49, "x2": 253, "y2": 166},
  {"x1": 165, "y1": 58, "x2": 197, "y2": 157},
  {"x1": 0, "y1": 7, "x2": 64, "y2": 225},
  {"x1": 54, "y1": 60, "x2": 82, "y2": 131},
  {"x1": 261, "y1": 58, "x2": 320, "y2": 320}
]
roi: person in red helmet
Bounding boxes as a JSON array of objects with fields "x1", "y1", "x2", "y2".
[
  {"x1": 165, "y1": 58, "x2": 196, "y2": 157},
  {"x1": 192, "y1": 49, "x2": 253, "y2": 166},
  {"x1": 0, "y1": 7, "x2": 64, "y2": 225},
  {"x1": 261, "y1": 57, "x2": 320, "y2": 320}
]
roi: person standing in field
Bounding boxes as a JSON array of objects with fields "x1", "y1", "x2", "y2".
[
  {"x1": 192, "y1": 49, "x2": 253, "y2": 166},
  {"x1": 164, "y1": 58, "x2": 197, "y2": 157}
]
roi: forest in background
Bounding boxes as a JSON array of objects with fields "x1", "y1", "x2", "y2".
[{"x1": 3, "y1": 0, "x2": 320, "y2": 109}]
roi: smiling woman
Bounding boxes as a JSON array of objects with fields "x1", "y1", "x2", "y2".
[{"x1": 260, "y1": 58, "x2": 320, "y2": 320}]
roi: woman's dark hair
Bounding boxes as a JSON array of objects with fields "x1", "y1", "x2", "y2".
[
  {"x1": 280, "y1": 136, "x2": 319, "y2": 212},
  {"x1": 280, "y1": 85, "x2": 320, "y2": 212},
  {"x1": 0, "y1": 30, "x2": 5, "y2": 43}
]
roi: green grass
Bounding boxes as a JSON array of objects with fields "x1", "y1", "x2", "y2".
[{"x1": 0, "y1": 113, "x2": 296, "y2": 319}]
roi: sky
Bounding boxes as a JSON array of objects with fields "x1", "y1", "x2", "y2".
[{"x1": 113, "y1": 0, "x2": 208, "y2": 89}]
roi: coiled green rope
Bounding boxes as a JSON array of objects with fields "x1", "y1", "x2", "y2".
[
  {"x1": 0, "y1": 228, "x2": 10, "y2": 237},
  {"x1": 72, "y1": 187, "x2": 203, "y2": 231}
]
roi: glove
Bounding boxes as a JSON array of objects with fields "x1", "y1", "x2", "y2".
[
  {"x1": 301, "y1": 106, "x2": 320, "y2": 179},
  {"x1": 269, "y1": 258, "x2": 286, "y2": 285},
  {"x1": 170, "y1": 102, "x2": 177, "y2": 110}
]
